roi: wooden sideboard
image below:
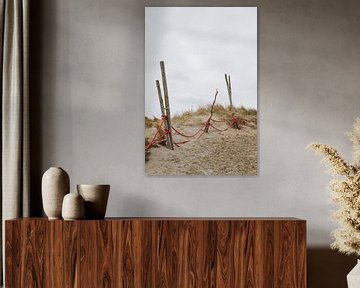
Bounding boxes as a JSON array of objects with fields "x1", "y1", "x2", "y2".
[{"x1": 5, "y1": 218, "x2": 306, "y2": 287}]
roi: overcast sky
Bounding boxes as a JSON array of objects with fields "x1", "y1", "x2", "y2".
[{"x1": 145, "y1": 7, "x2": 257, "y2": 117}]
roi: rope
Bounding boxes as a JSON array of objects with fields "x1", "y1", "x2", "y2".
[
  {"x1": 174, "y1": 140, "x2": 191, "y2": 147},
  {"x1": 171, "y1": 125, "x2": 205, "y2": 138},
  {"x1": 211, "y1": 116, "x2": 242, "y2": 129},
  {"x1": 145, "y1": 131, "x2": 164, "y2": 150},
  {"x1": 197, "y1": 129, "x2": 207, "y2": 139},
  {"x1": 210, "y1": 123, "x2": 228, "y2": 132},
  {"x1": 145, "y1": 113, "x2": 243, "y2": 151},
  {"x1": 145, "y1": 117, "x2": 166, "y2": 150}
]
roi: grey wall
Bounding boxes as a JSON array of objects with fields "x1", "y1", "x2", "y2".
[{"x1": 30, "y1": 0, "x2": 360, "y2": 262}]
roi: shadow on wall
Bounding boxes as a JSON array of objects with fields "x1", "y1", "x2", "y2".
[{"x1": 308, "y1": 248, "x2": 357, "y2": 288}]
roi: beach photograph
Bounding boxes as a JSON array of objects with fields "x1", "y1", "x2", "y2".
[{"x1": 145, "y1": 7, "x2": 257, "y2": 175}]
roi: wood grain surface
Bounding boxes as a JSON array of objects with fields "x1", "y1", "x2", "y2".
[{"x1": 5, "y1": 218, "x2": 306, "y2": 287}]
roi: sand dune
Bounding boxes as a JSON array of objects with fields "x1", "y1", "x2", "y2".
[{"x1": 145, "y1": 113, "x2": 257, "y2": 176}]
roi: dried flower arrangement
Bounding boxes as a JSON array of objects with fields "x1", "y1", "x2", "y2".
[{"x1": 308, "y1": 118, "x2": 360, "y2": 255}]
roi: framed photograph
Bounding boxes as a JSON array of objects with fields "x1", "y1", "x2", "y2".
[{"x1": 145, "y1": 7, "x2": 257, "y2": 176}]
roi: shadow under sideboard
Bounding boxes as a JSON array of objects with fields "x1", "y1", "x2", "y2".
[{"x1": 307, "y1": 248, "x2": 357, "y2": 288}]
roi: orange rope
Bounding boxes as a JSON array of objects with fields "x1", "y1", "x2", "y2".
[
  {"x1": 146, "y1": 113, "x2": 242, "y2": 151},
  {"x1": 174, "y1": 140, "x2": 191, "y2": 147},
  {"x1": 145, "y1": 117, "x2": 166, "y2": 150},
  {"x1": 145, "y1": 131, "x2": 163, "y2": 150},
  {"x1": 171, "y1": 125, "x2": 205, "y2": 138},
  {"x1": 210, "y1": 123, "x2": 228, "y2": 132}
]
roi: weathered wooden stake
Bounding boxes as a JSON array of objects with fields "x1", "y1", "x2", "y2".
[
  {"x1": 204, "y1": 89, "x2": 219, "y2": 133},
  {"x1": 156, "y1": 80, "x2": 165, "y2": 116},
  {"x1": 225, "y1": 74, "x2": 233, "y2": 111},
  {"x1": 160, "y1": 61, "x2": 174, "y2": 150},
  {"x1": 156, "y1": 79, "x2": 172, "y2": 148}
]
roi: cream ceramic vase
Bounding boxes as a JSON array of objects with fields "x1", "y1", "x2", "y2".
[
  {"x1": 347, "y1": 260, "x2": 360, "y2": 288},
  {"x1": 77, "y1": 184, "x2": 110, "y2": 219},
  {"x1": 42, "y1": 167, "x2": 70, "y2": 219},
  {"x1": 62, "y1": 192, "x2": 85, "y2": 220}
]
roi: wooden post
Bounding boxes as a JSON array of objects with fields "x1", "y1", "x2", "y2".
[
  {"x1": 156, "y1": 80, "x2": 165, "y2": 116},
  {"x1": 160, "y1": 61, "x2": 174, "y2": 150},
  {"x1": 228, "y1": 75, "x2": 232, "y2": 109},
  {"x1": 156, "y1": 79, "x2": 172, "y2": 148},
  {"x1": 225, "y1": 74, "x2": 233, "y2": 111},
  {"x1": 204, "y1": 89, "x2": 219, "y2": 133}
]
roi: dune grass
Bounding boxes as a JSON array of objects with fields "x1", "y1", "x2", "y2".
[
  {"x1": 145, "y1": 116, "x2": 159, "y2": 128},
  {"x1": 172, "y1": 104, "x2": 257, "y2": 125},
  {"x1": 145, "y1": 104, "x2": 257, "y2": 128}
]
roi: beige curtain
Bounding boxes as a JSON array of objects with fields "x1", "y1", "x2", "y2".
[{"x1": 0, "y1": 0, "x2": 30, "y2": 284}]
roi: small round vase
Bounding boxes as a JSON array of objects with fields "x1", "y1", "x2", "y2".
[
  {"x1": 62, "y1": 192, "x2": 85, "y2": 220},
  {"x1": 42, "y1": 167, "x2": 70, "y2": 219},
  {"x1": 77, "y1": 184, "x2": 110, "y2": 219}
]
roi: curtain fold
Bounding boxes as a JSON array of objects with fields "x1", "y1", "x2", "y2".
[{"x1": 0, "y1": 0, "x2": 30, "y2": 284}]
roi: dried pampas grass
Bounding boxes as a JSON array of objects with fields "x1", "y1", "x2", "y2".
[{"x1": 308, "y1": 118, "x2": 360, "y2": 256}]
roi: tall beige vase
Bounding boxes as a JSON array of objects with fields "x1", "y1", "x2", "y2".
[{"x1": 42, "y1": 167, "x2": 70, "y2": 219}]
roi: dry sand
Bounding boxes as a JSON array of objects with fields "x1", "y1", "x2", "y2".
[{"x1": 145, "y1": 114, "x2": 257, "y2": 176}]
